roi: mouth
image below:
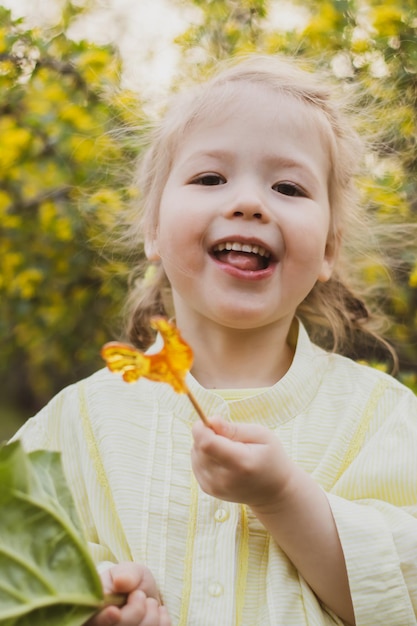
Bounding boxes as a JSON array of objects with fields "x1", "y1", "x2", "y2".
[{"x1": 211, "y1": 240, "x2": 273, "y2": 272}]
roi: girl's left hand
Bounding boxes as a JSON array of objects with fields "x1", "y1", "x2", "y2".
[
  {"x1": 191, "y1": 416, "x2": 294, "y2": 510},
  {"x1": 86, "y1": 563, "x2": 171, "y2": 626}
]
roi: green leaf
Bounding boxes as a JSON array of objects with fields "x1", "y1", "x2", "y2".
[{"x1": 0, "y1": 441, "x2": 104, "y2": 626}]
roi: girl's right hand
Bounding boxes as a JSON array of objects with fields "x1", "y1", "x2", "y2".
[{"x1": 85, "y1": 562, "x2": 172, "y2": 626}]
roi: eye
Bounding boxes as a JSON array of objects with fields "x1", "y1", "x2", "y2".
[
  {"x1": 272, "y1": 181, "x2": 307, "y2": 197},
  {"x1": 190, "y1": 173, "x2": 226, "y2": 186}
]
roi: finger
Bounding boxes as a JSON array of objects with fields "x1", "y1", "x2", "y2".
[
  {"x1": 209, "y1": 416, "x2": 271, "y2": 443},
  {"x1": 191, "y1": 424, "x2": 238, "y2": 466},
  {"x1": 158, "y1": 605, "x2": 172, "y2": 626},
  {"x1": 136, "y1": 597, "x2": 160, "y2": 625},
  {"x1": 193, "y1": 416, "x2": 270, "y2": 445},
  {"x1": 85, "y1": 605, "x2": 121, "y2": 626},
  {"x1": 110, "y1": 563, "x2": 144, "y2": 592},
  {"x1": 111, "y1": 564, "x2": 160, "y2": 600},
  {"x1": 118, "y1": 589, "x2": 147, "y2": 624},
  {"x1": 100, "y1": 568, "x2": 116, "y2": 595}
]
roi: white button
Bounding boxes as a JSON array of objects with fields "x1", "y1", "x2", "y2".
[
  {"x1": 214, "y1": 508, "x2": 229, "y2": 522},
  {"x1": 208, "y1": 582, "x2": 224, "y2": 597}
]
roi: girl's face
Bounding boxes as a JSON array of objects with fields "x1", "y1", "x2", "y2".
[{"x1": 148, "y1": 84, "x2": 336, "y2": 334}]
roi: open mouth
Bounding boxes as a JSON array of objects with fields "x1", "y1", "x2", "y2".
[{"x1": 211, "y1": 241, "x2": 272, "y2": 272}]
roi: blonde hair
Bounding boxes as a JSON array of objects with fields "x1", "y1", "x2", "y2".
[{"x1": 123, "y1": 54, "x2": 398, "y2": 364}]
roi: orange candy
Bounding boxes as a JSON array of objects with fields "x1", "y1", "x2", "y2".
[
  {"x1": 101, "y1": 317, "x2": 210, "y2": 427},
  {"x1": 101, "y1": 317, "x2": 193, "y2": 393},
  {"x1": 101, "y1": 317, "x2": 211, "y2": 428}
]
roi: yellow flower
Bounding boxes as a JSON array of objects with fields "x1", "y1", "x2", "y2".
[
  {"x1": 77, "y1": 48, "x2": 118, "y2": 85},
  {"x1": 55, "y1": 217, "x2": 73, "y2": 242},
  {"x1": 0, "y1": 190, "x2": 11, "y2": 213},
  {"x1": 11, "y1": 268, "x2": 44, "y2": 300},
  {"x1": 0, "y1": 27, "x2": 7, "y2": 54},
  {"x1": 2, "y1": 214, "x2": 21, "y2": 229},
  {"x1": 0, "y1": 117, "x2": 32, "y2": 170},
  {"x1": 39, "y1": 201, "x2": 56, "y2": 230},
  {"x1": 3, "y1": 252, "x2": 24, "y2": 282},
  {"x1": 68, "y1": 135, "x2": 96, "y2": 163},
  {"x1": 371, "y1": 6, "x2": 404, "y2": 37},
  {"x1": 302, "y1": 2, "x2": 341, "y2": 44},
  {"x1": 60, "y1": 104, "x2": 95, "y2": 131},
  {"x1": 409, "y1": 265, "x2": 417, "y2": 289}
]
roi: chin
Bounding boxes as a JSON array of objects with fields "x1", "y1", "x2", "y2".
[{"x1": 212, "y1": 307, "x2": 277, "y2": 329}]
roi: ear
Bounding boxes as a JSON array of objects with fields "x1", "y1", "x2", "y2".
[
  {"x1": 318, "y1": 232, "x2": 340, "y2": 283},
  {"x1": 144, "y1": 235, "x2": 161, "y2": 262}
]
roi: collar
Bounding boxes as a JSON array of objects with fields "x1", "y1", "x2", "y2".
[{"x1": 152, "y1": 320, "x2": 329, "y2": 429}]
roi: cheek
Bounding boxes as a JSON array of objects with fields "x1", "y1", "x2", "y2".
[
  {"x1": 157, "y1": 222, "x2": 203, "y2": 279},
  {"x1": 286, "y1": 219, "x2": 329, "y2": 263}
]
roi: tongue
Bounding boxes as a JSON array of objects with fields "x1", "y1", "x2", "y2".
[{"x1": 217, "y1": 250, "x2": 264, "y2": 271}]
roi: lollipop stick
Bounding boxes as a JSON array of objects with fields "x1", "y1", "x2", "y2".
[{"x1": 186, "y1": 388, "x2": 212, "y2": 428}]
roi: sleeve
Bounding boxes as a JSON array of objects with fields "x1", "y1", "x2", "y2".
[
  {"x1": 329, "y1": 388, "x2": 417, "y2": 626},
  {"x1": 11, "y1": 386, "x2": 120, "y2": 570}
]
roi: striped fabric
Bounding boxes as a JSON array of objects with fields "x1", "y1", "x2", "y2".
[{"x1": 14, "y1": 323, "x2": 417, "y2": 625}]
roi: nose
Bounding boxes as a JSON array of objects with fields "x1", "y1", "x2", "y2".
[{"x1": 225, "y1": 184, "x2": 270, "y2": 222}]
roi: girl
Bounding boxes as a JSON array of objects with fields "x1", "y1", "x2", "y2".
[{"x1": 14, "y1": 55, "x2": 417, "y2": 626}]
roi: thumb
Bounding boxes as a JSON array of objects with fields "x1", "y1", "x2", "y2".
[
  {"x1": 209, "y1": 416, "x2": 269, "y2": 444},
  {"x1": 209, "y1": 416, "x2": 238, "y2": 439}
]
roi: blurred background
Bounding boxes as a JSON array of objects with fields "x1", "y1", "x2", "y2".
[{"x1": 1, "y1": 0, "x2": 416, "y2": 441}]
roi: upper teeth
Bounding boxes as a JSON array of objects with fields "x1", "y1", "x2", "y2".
[{"x1": 213, "y1": 241, "x2": 270, "y2": 258}]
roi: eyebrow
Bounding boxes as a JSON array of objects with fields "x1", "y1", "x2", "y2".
[
  {"x1": 181, "y1": 149, "x2": 232, "y2": 164},
  {"x1": 185, "y1": 150, "x2": 317, "y2": 172}
]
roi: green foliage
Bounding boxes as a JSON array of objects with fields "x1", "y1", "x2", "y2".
[
  {"x1": 175, "y1": 0, "x2": 269, "y2": 74},
  {"x1": 0, "y1": 441, "x2": 105, "y2": 625},
  {"x1": 0, "y1": 5, "x2": 142, "y2": 430}
]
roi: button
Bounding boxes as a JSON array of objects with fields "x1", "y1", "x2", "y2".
[
  {"x1": 214, "y1": 508, "x2": 229, "y2": 523},
  {"x1": 208, "y1": 582, "x2": 224, "y2": 597}
]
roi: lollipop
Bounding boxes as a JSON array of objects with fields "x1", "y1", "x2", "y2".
[{"x1": 101, "y1": 316, "x2": 210, "y2": 427}]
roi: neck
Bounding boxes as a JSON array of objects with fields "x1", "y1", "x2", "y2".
[{"x1": 176, "y1": 316, "x2": 297, "y2": 389}]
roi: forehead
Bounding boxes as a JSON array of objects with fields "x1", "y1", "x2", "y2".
[{"x1": 179, "y1": 82, "x2": 333, "y2": 157}]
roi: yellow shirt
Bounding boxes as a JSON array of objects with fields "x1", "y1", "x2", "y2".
[{"x1": 14, "y1": 323, "x2": 417, "y2": 625}]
